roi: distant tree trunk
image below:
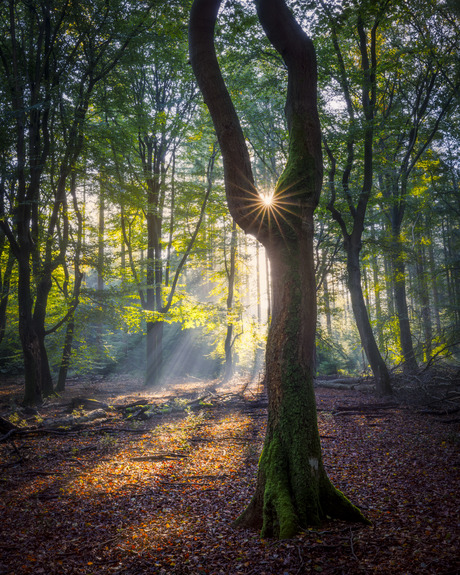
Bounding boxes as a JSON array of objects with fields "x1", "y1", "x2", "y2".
[
  {"x1": 145, "y1": 158, "x2": 164, "y2": 387},
  {"x1": 372, "y1": 254, "x2": 385, "y2": 351},
  {"x1": 98, "y1": 192, "x2": 105, "y2": 292},
  {"x1": 56, "y1": 316, "x2": 75, "y2": 392},
  {"x1": 415, "y1": 235, "x2": 432, "y2": 362},
  {"x1": 97, "y1": 189, "x2": 105, "y2": 358},
  {"x1": 256, "y1": 240, "x2": 262, "y2": 325},
  {"x1": 384, "y1": 253, "x2": 395, "y2": 318},
  {"x1": 223, "y1": 219, "x2": 237, "y2": 381},
  {"x1": 390, "y1": 221, "x2": 418, "y2": 372},
  {"x1": 346, "y1": 238, "x2": 391, "y2": 394},
  {"x1": 57, "y1": 173, "x2": 84, "y2": 392},
  {"x1": 323, "y1": 275, "x2": 333, "y2": 339},
  {"x1": 165, "y1": 150, "x2": 176, "y2": 289},
  {"x1": 190, "y1": 0, "x2": 369, "y2": 538},
  {"x1": 265, "y1": 250, "x2": 271, "y2": 323},
  {"x1": 0, "y1": 247, "x2": 14, "y2": 346},
  {"x1": 0, "y1": 189, "x2": 15, "y2": 345},
  {"x1": 252, "y1": 239, "x2": 264, "y2": 379},
  {"x1": 427, "y1": 231, "x2": 441, "y2": 334}
]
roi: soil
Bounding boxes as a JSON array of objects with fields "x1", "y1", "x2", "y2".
[{"x1": 0, "y1": 374, "x2": 459, "y2": 574}]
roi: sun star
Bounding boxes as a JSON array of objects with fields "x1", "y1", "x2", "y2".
[{"x1": 261, "y1": 193, "x2": 274, "y2": 207}]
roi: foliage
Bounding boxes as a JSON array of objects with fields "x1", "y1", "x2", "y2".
[{"x1": 0, "y1": 0, "x2": 458, "y2": 391}]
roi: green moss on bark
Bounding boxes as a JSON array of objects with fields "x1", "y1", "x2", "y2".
[
  {"x1": 236, "y1": 256, "x2": 370, "y2": 538},
  {"x1": 275, "y1": 114, "x2": 318, "y2": 219},
  {"x1": 259, "y1": 435, "x2": 299, "y2": 538}
]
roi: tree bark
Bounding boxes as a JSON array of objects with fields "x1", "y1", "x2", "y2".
[
  {"x1": 372, "y1": 253, "x2": 385, "y2": 352},
  {"x1": 190, "y1": 0, "x2": 369, "y2": 538},
  {"x1": 0, "y1": 245, "x2": 14, "y2": 346},
  {"x1": 322, "y1": 9, "x2": 392, "y2": 395},
  {"x1": 390, "y1": 221, "x2": 418, "y2": 372},
  {"x1": 346, "y1": 239, "x2": 392, "y2": 395},
  {"x1": 223, "y1": 219, "x2": 237, "y2": 381}
]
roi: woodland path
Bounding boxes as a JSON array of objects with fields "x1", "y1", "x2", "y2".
[{"x1": 0, "y1": 375, "x2": 459, "y2": 575}]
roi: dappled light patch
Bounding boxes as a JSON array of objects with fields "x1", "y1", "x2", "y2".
[{"x1": 0, "y1": 377, "x2": 459, "y2": 574}]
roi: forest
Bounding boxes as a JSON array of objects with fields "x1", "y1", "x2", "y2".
[{"x1": 0, "y1": 0, "x2": 459, "y2": 573}]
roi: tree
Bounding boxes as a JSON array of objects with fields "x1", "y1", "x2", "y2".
[
  {"x1": 223, "y1": 219, "x2": 238, "y2": 381},
  {"x1": 375, "y1": 0, "x2": 459, "y2": 371},
  {"x1": 319, "y1": 0, "x2": 392, "y2": 394},
  {"x1": 190, "y1": 0, "x2": 369, "y2": 538},
  {"x1": 98, "y1": 6, "x2": 202, "y2": 385},
  {"x1": 0, "y1": 0, "x2": 154, "y2": 404}
]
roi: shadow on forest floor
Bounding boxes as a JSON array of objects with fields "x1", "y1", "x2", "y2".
[{"x1": 0, "y1": 373, "x2": 459, "y2": 574}]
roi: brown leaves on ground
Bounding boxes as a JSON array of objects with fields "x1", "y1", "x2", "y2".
[{"x1": 0, "y1": 376, "x2": 459, "y2": 575}]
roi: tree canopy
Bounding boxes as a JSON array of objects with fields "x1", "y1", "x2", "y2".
[{"x1": 0, "y1": 0, "x2": 458, "y2": 413}]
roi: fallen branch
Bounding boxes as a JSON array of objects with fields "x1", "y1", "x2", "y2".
[
  {"x1": 332, "y1": 403, "x2": 399, "y2": 414},
  {"x1": 419, "y1": 406, "x2": 460, "y2": 416}
]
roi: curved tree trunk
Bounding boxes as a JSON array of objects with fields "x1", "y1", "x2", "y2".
[
  {"x1": 346, "y1": 241, "x2": 392, "y2": 395},
  {"x1": 190, "y1": 0, "x2": 369, "y2": 538}
]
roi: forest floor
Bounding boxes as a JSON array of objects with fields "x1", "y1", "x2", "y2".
[{"x1": 0, "y1": 374, "x2": 459, "y2": 575}]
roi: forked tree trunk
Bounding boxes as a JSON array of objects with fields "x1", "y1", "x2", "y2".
[{"x1": 190, "y1": 0, "x2": 369, "y2": 538}]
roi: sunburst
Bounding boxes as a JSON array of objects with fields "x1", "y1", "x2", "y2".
[
  {"x1": 241, "y1": 184, "x2": 303, "y2": 240},
  {"x1": 260, "y1": 192, "x2": 274, "y2": 207}
]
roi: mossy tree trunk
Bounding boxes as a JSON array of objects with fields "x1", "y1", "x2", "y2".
[
  {"x1": 236, "y1": 214, "x2": 368, "y2": 538},
  {"x1": 190, "y1": 0, "x2": 370, "y2": 538}
]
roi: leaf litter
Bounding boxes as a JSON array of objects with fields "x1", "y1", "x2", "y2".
[{"x1": 0, "y1": 375, "x2": 459, "y2": 574}]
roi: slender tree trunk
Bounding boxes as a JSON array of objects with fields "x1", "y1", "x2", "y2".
[
  {"x1": 165, "y1": 151, "x2": 176, "y2": 289},
  {"x1": 252, "y1": 239, "x2": 265, "y2": 379},
  {"x1": 323, "y1": 274, "x2": 333, "y2": 339},
  {"x1": 390, "y1": 226, "x2": 418, "y2": 372},
  {"x1": 427, "y1": 232, "x2": 441, "y2": 334},
  {"x1": 0, "y1": 248, "x2": 14, "y2": 346},
  {"x1": 265, "y1": 250, "x2": 271, "y2": 324},
  {"x1": 33, "y1": 274, "x2": 54, "y2": 396},
  {"x1": 97, "y1": 193, "x2": 105, "y2": 292},
  {"x1": 96, "y1": 190, "x2": 105, "y2": 362},
  {"x1": 346, "y1": 240, "x2": 391, "y2": 394},
  {"x1": 256, "y1": 240, "x2": 262, "y2": 325},
  {"x1": 223, "y1": 219, "x2": 237, "y2": 381},
  {"x1": 0, "y1": 187, "x2": 15, "y2": 345},
  {"x1": 146, "y1": 172, "x2": 163, "y2": 387},
  {"x1": 56, "y1": 317, "x2": 75, "y2": 392},
  {"x1": 372, "y1": 254, "x2": 385, "y2": 351},
  {"x1": 415, "y1": 239, "x2": 432, "y2": 362},
  {"x1": 384, "y1": 254, "x2": 395, "y2": 319}
]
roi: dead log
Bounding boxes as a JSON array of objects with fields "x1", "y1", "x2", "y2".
[{"x1": 66, "y1": 397, "x2": 110, "y2": 412}]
